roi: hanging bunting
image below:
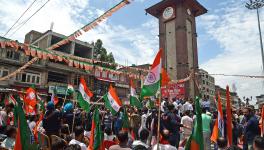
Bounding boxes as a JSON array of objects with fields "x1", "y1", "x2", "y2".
[
  {"x1": 37, "y1": 51, "x2": 42, "y2": 59},
  {"x1": 47, "y1": 0, "x2": 130, "y2": 51},
  {"x1": 30, "y1": 49, "x2": 36, "y2": 57}
]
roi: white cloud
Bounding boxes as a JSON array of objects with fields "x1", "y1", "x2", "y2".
[
  {"x1": 199, "y1": 1, "x2": 264, "y2": 102},
  {"x1": 0, "y1": 0, "x2": 159, "y2": 66}
]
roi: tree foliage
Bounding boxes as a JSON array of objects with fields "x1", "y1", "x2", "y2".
[{"x1": 93, "y1": 39, "x2": 116, "y2": 69}]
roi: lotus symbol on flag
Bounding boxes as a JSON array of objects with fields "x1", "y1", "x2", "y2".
[
  {"x1": 147, "y1": 72, "x2": 156, "y2": 83},
  {"x1": 28, "y1": 92, "x2": 35, "y2": 100}
]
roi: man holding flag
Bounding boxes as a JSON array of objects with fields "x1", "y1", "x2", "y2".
[
  {"x1": 130, "y1": 79, "x2": 142, "y2": 109},
  {"x1": 77, "y1": 77, "x2": 93, "y2": 112},
  {"x1": 185, "y1": 97, "x2": 204, "y2": 150},
  {"x1": 211, "y1": 92, "x2": 224, "y2": 145}
]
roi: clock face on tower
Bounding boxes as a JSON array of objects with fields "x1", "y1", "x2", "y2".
[{"x1": 163, "y1": 7, "x2": 174, "y2": 20}]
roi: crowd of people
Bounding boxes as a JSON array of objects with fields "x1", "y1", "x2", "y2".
[{"x1": 0, "y1": 96, "x2": 264, "y2": 150}]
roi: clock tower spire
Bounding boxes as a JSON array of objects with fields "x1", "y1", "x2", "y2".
[{"x1": 146, "y1": 0, "x2": 207, "y2": 99}]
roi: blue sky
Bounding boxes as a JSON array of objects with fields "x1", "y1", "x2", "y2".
[{"x1": 0, "y1": 0, "x2": 263, "y2": 100}]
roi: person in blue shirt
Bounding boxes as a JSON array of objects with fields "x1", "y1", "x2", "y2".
[{"x1": 242, "y1": 107, "x2": 260, "y2": 150}]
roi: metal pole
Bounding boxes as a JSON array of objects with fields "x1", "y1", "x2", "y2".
[
  {"x1": 256, "y1": 8, "x2": 264, "y2": 71},
  {"x1": 156, "y1": 90, "x2": 161, "y2": 150}
]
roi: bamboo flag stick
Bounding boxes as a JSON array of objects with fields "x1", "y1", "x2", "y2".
[
  {"x1": 71, "y1": 100, "x2": 77, "y2": 133},
  {"x1": 62, "y1": 89, "x2": 68, "y2": 107},
  {"x1": 71, "y1": 95, "x2": 103, "y2": 133},
  {"x1": 156, "y1": 93, "x2": 161, "y2": 150},
  {"x1": 89, "y1": 96, "x2": 104, "y2": 109},
  {"x1": 156, "y1": 76, "x2": 162, "y2": 150}
]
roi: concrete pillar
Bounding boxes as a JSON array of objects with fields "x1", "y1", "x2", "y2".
[{"x1": 70, "y1": 42, "x2": 75, "y2": 55}]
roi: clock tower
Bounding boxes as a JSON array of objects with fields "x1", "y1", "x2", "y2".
[{"x1": 146, "y1": 0, "x2": 207, "y2": 99}]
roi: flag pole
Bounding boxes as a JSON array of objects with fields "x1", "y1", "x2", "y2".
[
  {"x1": 89, "y1": 96, "x2": 104, "y2": 109},
  {"x1": 62, "y1": 89, "x2": 68, "y2": 107},
  {"x1": 71, "y1": 100, "x2": 76, "y2": 133},
  {"x1": 156, "y1": 74, "x2": 162, "y2": 150}
]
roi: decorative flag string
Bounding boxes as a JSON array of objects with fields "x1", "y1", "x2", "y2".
[
  {"x1": 0, "y1": 39, "x2": 148, "y2": 78},
  {"x1": 209, "y1": 74, "x2": 264, "y2": 79},
  {"x1": 47, "y1": 0, "x2": 130, "y2": 50},
  {"x1": 0, "y1": 57, "x2": 38, "y2": 81}
]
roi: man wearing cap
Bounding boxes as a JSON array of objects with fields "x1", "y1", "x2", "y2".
[{"x1": 43, "y1": 101, "x2": 62, "y2": 137}]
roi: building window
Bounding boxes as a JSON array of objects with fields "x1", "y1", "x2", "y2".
[
  {"x1": 6, "y1": 50, "x2": 20, "y2": 60},
  {"x1": 95, "y1": 70, "x2": 100, "y2": 77},
  {"x1": 206, "y1": 82, "x2": 209, "y2": 86},
  {"x1": 110, "y1": 74, "x2": 118, "y2": 80},
  {"x1": 120, "y1": 75, "x2": 125, "y2": 82},
  {"x1": 206, "y1": 75, "x2": 208, "y2": 78},
  {"x1": 36, "y1": 76, "x2": 40, "y2": 84},
  {"x1": 17, "y1": 72, "x2": 41, "y2": 84},
  {"x1": 74, "y1": 75, "x2": 80, "y2": 86},
  {"x1": 21, "y1": 74, "x2": 26, "y2": 82},
  {"x1": 48, "y1": 71, "x2": 67, "y2": 84},
  {"x1": 202, "y1": 80, "x2": 205, "y2": 84},
  {"x1": 102, "y1": 71, "x2": 107, "y2": 78},
  {"x1": 0, "y1": 68, "x2": 9, "y2": 77}
]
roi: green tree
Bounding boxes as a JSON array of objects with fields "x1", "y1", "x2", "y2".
[
  {"x1": 107, "y1": 52, "x2": 115, "y2": 63},
  {"x1": 93, "y1": 39, "x2": 116, "y2": 69}
]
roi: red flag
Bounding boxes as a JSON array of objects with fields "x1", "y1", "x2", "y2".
[
  {"x1": 33, "y1": 113, "x2": 43, "y2": 142},
  {"x1": 260, "y1": 105, "x2": 264, "y2": 137},
  {"x1": 14, "y1": 119, "x2": 22, "y2": 150},
  {"x1": 226, "y1": 86, "x2": 232, "y2": 146},
  {"x1": 25, "y1": 87, "x2": 37, "y2": 114},
  {"x1": 161, "y1": 68, "x2": 170, "y2": 86}
]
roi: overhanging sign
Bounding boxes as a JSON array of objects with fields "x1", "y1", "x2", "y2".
[{"x1": 48, "y1": 86, "x2": 67, "y2": 95}]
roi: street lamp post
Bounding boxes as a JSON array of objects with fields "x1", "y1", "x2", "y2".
[{"x1": 245, "y1": 0, "x2": 264, "y2": 71}]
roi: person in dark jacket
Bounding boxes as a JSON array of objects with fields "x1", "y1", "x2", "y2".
[
  {"x1": 242, "y1": 107, "x2": 260, "y2": 150},
  {"x1": 161, "y1": 103, "x2": 182, "y2": 148},
  {"x1": 62, "y1": 103, "x2": 74, "y2": 130},
  {"x1": 43, "y1": 101, "x2": 61, "y2": 137}
]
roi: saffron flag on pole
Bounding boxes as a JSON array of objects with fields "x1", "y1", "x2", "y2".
[
  {"x1": 161, "y1": 68, "x2": 170, "y2": 86},
  {"x1": 185, "y1": 97, "x2": 204, "y2": 150},
  {"x1": 77, "y1": 77, "x2": 93, "y2": 112},
  {"x1": 130, "y1": 79, "x2": 142, "y2": 109},
  {"x1": 88, "y1": 107, "x2": 105, "y2": 150},
  {"x1": 103, "y1": 85, "x2": 122, "y2": 115},
  {"x1": 25, "y1": 87, "x2": 37, "y2": 115},
  {"x1": 226, "y1": 86, "x2": 233, "y2": 146},
  {"x1": 141, "y1": 49, "x2": 162, "y2": 98},
  {"x1": 260, "y1": 105, "x2": 264, "y2": 137},
  {"x1": 211, "y1": 92, "x2": 225, "y2": 143}
]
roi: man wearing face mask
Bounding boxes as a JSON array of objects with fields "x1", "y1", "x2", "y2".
[{"x1": 242, "y1": 107, "x2": 260, "y2": 150}]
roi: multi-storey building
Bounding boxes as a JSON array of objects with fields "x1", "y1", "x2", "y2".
[
  {"x1": 198, "y1": 69, "x2": 215, "y2": 103},
  {"x1": 215, "y1": 85, "x2": 241, "y2": 109},
  {"x1": 0, "y1": 30, "x2": 131, "y2": 102},
  {"x1": 256, "y1": 94, "x2": 264, "y2": 107}
]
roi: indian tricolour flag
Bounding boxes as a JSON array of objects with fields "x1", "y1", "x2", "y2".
[
  {"x1": 130, "y1": 79, "x2": 142, "y2": 109},
  {"x1": 66, "y1": 84, "x2": 74, "y2": 95},
  {"x1": 77, "y1": 77, "x2": 93, "y2": 112},
  {"x1": 103, "y1": 85, "x2": 122, "y2": 115},
  {"x1": 141, "y1": 49, "x2": 162, "y2": 98},
  {"x1": 211, "y1": 92, "x2": 224, "y2": 143}
]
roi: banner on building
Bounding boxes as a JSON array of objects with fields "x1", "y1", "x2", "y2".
[{"x1": 161, "y1": 83, "x2": 185, "y2": 99}]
